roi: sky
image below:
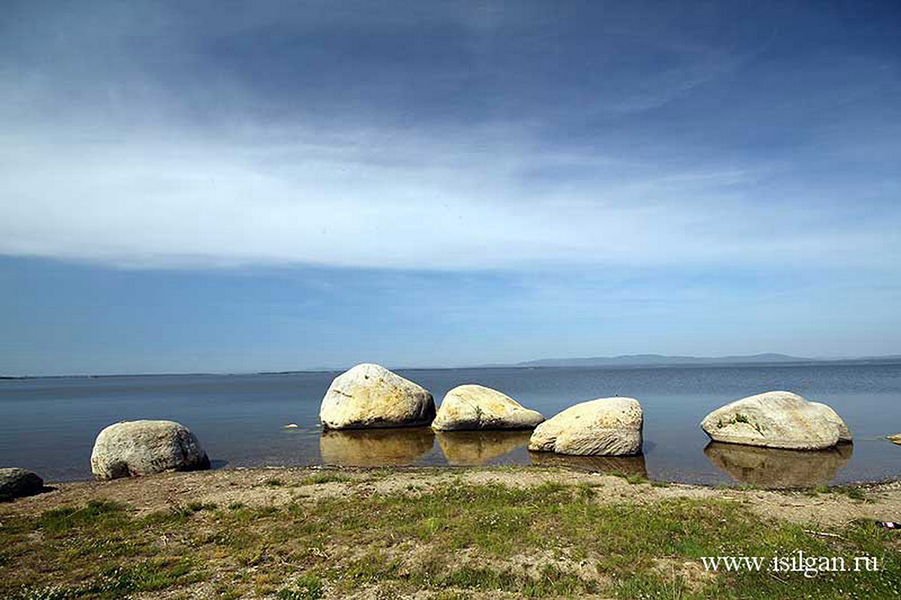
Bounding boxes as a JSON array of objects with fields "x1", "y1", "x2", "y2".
[{"x1": 1, "y1": 0, "x2": 900, "y2": 375}]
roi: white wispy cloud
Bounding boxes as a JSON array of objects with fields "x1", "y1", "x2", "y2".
[
  {"x1": 2, "y1": 119, "x2": 898, "y2": 272},
  {"x1": 1, "y1": 1, "x2": 898, "y2": 273}
]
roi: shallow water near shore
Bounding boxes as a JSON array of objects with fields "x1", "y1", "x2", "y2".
[{"x1": 1, "y1": 362, "x2": 899, "y2": 486}]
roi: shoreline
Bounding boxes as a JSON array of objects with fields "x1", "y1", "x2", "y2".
[
  {"x1": 16, "y1": 462, "x2": 901, "y2": 490},
  {"x1": 5, "y1": 465, "x2": 901, "y2": 521}
]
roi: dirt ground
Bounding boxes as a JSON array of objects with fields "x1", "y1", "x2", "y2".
[{"x1": 4, "y1": 466, "x2": 900, "y2": 528}]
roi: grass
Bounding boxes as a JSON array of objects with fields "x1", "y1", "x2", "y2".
[
  {"x1": 811, "y1": 485, "x2": 869, "y2": 502},
  {"x1": 258, "y1": 473, "x2": 352, "y2": 488},
  {"x1": 2, "y1": 500, "x2": 205, "y2": 599},
  {"x1": 277, "y1": 574, "x2": 324, "y2": 599},
  {"x1": 299, "y1": 473, "x2": 352, "y2": 486},
  {"x1": 1, "y1": 476, "x2": 899, "y2": 599},
  {"x1": 609, "y1": 471, "x2": 649, "y2": 484},
  {"x1": 718, "y1": 413, "x2": 765, "y2": 435}
]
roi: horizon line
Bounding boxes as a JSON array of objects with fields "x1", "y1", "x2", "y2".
[{"x1": 4, "y1": 353, "x2": 901, "y2": 380}]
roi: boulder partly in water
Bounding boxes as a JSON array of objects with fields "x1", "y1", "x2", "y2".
[
  {"x1": 90, "y1": 420, "x2": 210, "y2": 480},
  {"x1": 809, "y1": 402, "x2": 852, "y2": 443},
  {"x1": 701, "y1": 391, "x2": 849, "y2": 450},
  {"x1": 432, "y1": 384, "x2": 544, "y2": 431},
  {"x1": 319, "y1": 363, "x2": 435, "y2": 430},
  {"x1": 528, "y1": 397, "x2": 643, "y2": 456}
]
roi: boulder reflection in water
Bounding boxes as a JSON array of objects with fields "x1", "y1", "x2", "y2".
[
  {"x1": 436, "y1": 430, "x2": 531, "y2": 465},
  {"x1": 319, "y1": 428, "x2": 435, "y2": 467},
  {"x1": 704, "y1": 441, "x2": 853, "y2": 488},
  {"x1": 529, "y1": 451, "x2": 648, "y2": 477}
]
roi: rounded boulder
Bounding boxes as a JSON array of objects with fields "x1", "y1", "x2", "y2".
[
  {"x1": 700, "y1": 391, "x2": 848, "y2": 450},
  {"x1": 432, "y1": 384, "x2": 544, "y2": 431},
  {"x1": 0, "y1": 468, "x2": 44, "y2": 500},
  {"x1": 319, "y1": 363, "x2": 435, "y2": 429},
  {"x1": 528, "y1": 397, "x2": 643, "y2": 456},
  {"x1": 90, "y1": 420, "x2": 210, "y2": 480}
]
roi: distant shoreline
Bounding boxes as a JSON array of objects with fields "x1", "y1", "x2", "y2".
[{"x1": 3, "y1": 355, "x2": 901, "y2": 380}]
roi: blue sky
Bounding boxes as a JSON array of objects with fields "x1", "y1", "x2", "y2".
[{"x1": 1, "y1": 1, "x2": 899, "y2": 375}]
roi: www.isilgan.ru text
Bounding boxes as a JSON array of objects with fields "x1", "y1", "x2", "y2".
[{"x1": 701, "y1": 552, "x2": 878, "y2": 578}]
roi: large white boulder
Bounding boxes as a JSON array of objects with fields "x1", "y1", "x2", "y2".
[
  {"x1": 700, "y1": 391, "x2": 849, "y2": 450},
  {"x1": 528, "y1": 397, "x2": 643, "y2": 456},
  {"x1": 319, "y1": 363, "x2": 435, "y2": 429},
  {"x1": 432, "y1": 384, "x2": 544, "y2": 431},
  {"x1": 90, "y1": 420, "x2": 210, "y2": 480},
  {"x1": 809, "y1": 402, "x2": 852, "y2": 442}
]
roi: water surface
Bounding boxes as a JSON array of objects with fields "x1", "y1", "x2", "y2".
[{"x1": 1, "y1": 363, "x2": 899, "y2": 486}]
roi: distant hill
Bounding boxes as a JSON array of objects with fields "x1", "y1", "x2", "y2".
[{"x1": 509, "y1": 353, "x2": 897, "y2": 368}]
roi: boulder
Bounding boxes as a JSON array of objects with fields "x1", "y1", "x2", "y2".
[
  {"x1": 0, "y1": 468, "x2": 44, "y2": 500},
  {"x1": 319, "y1": 363, "x2": 435, "y2": 429},
  {"x1": 90, "y1": 420, "x2": 210, "y2": 480},
  {"x1": 700, "y1": 391, "x2": 847, "y2": 450},
  {"x1": 528, "y1": 397, "x2": 643, "y2": 456},
  {"x1": 432, "y1": 384, "x2": 544, "y2": 431},
  {"x1": 889, "y1": 433, "x2": 901, "y2": 445},
  {"x1": 809, "y1": 402, "x2": 852, "y2": 442}
]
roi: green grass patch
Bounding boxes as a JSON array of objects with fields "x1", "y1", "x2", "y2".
[
  {"x1": 36, "y1": 500, "x2": 126, "y2": 534},
  {"x1": 2, "y1": 474, "x2": 899, "y2": 599},
  {"x1": 300, "y1": 473, "x2": 352, "y2": 485},
  {"x1": 276, "y1": 573, "x2": 324, "y2": 599}
]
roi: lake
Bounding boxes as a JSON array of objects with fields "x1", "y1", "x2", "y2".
[{"x1": 1, "y1": 363, "x2": 899, "y2": 487}]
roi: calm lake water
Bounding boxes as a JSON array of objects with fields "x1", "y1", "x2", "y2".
[{"x1": 1, "y1": 363, "x2": 899, "y2": 487}]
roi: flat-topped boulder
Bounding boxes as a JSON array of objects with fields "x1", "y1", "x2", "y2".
[
  {"x1": 319, "y1": 363, "x2": 435, "y2": 429},
  {"x1": 528, "y1": 397, "x2": 643, "y2": 456},
  {"x1": 701, "y1": 391, "x2": 850, "y2": 450},
  {"x1": 0, "y1": 468, "x2": 44, "y2": 500},
  {"x1": 91, "y1": 420, "x2": 210, "y2": 480},
  {"x1": 432, "y1": 384, "x2": 544, "y2": 431}
]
